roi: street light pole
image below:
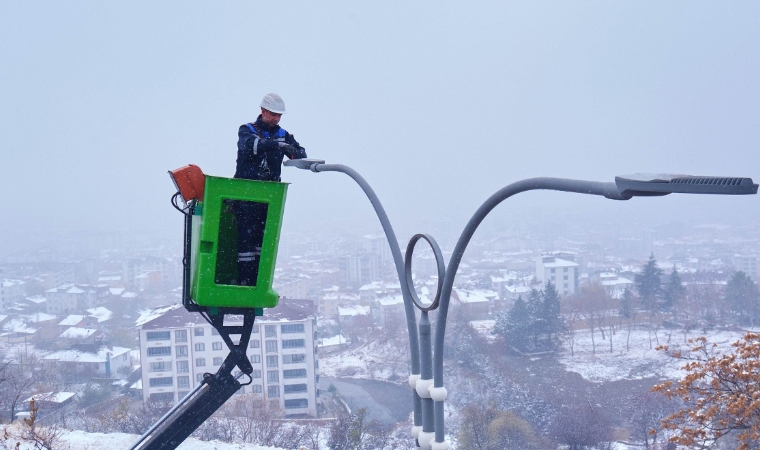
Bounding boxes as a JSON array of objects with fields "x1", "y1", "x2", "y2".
[
  {"x1": 285, "y1": 160, "x2": 757, "y2": 449},
  {"x1": 291, "y1": 162, "x2": 425, "y2": 442}
]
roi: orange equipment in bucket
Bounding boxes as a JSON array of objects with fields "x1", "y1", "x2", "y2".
[{"x1": 169, "y1": 164, "x2": 206, "y2": 203}]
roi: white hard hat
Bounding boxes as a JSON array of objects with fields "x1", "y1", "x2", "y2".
[{"x1": 260, "y1": 93, "x2": 286, "y2": 114}]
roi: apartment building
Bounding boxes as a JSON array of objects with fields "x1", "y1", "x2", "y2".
[
  {"x1": 45, "y1": 284, "x2": 110, "y2": 315},
  {"x1": 337, "y1": 253, "x2": 379, "y2": 289},
  {"x1": 138, "y1": 300, "x2": 318, "y2": 417},
  {"x1": 536, "y1": 254, "x2": 579, "y2": 296},
  {"x1": 1, "y1": 279, "x2": 26, "y2": 313},
  {"x1": 733, "y1": 254, "x2": 760, "y2": 280}
]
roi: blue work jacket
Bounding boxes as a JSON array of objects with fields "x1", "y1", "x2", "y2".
[{"x1": 235, "y1": 115, "x2": 307, "y2": 182}]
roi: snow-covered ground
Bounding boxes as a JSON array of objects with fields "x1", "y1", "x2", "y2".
[
  {"x1": 0, "y1": 426, "x2": 286, "y2": 449},
  {"x1": 559, "y1": 326, "x2": 754, "y2": 383},
  {"x1": 319, "y1": 338, "x2": 409, "y2": 381},
  {"x1": 320, "y1": 324, "x2": 756, "y2": 386}
]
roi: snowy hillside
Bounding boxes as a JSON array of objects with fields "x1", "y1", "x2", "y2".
[
  {"x1": 559, "y1": 326, "x2": 756, "y2": 383},
  {"x1": 0, "y1": 425, "x2": 287, "y2": 450}
]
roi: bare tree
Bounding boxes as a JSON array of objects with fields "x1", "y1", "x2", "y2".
[
  {"x1": 457, "y1": 403, "x2": 540, "y2": 450},
  {"x1": 328, "y1": 407, "x2": 389, "y2": 450},
  {"x1": 1, "y1": 368, "x2": 35, "y2": 422},
  {"x1": 223, "y1": 393, "x2": 303, "y2": 447},
  {"x1": 302, "y1": 420, "x2": 328, "y2": 450},
  {"x1": 15, "y1": 399, "x2": 69, "y2": 450},
  {"x1": 550, "y1": 403, "x2": 613, "y2": 450},
  {"x1": 569, "y1": 283, "x2": 613, "y2": 355},
  {"x1": 625, "y1": 389, "x2": 675, "y2": 449}
]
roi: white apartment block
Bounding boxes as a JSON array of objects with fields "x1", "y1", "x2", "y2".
[
  {"x1": 2, "y1": 279, "x2": 26, "y2": 313},
  {"x1": 363, "y1": 234, "x2": 391, "y2": 262},
  {"x1": 733, "y1": 254, "x2": 760, "y2": 280},
  {"x1": 138, "y1": 300, "x2": 318, "y2": 417},
  {"x1": 536, "y1": 254, "x2": 579, "y2": 296},
  {"x1": 44, "y1": 283, "x2": 110, "y2": 315}
]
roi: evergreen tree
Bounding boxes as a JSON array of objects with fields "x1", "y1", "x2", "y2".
[
  {"x1": 663, "y1": 266, "x2": 686, "y2": 312},
  {"x1": 620, "y1": 287, "x2": 634, "y2": 320},
  {"x1": 636, "y1": 254, "x2": 663, "y2": 312},
  {"x1": 495, "y1": 295, "x2": 531, "y2": 351},
  {"x1": 446, "y1": 311, "x2": 483, "y2": 369},
  {"x1": 526, "y1": 288, "x2": 543, "y2": 349},
  {"x1": 540, "y1": 281, "x2": 563, "y2": 347},
  {"x1": 725, "y1": 271, "x2": 760, "y2": 326}
]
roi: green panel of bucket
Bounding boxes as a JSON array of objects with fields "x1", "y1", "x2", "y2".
[{"x1": 190, "y1": 176, "x2": 288, "y2": 308}]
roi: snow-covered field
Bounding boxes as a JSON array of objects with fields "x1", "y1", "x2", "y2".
[
  {"x1": 559, "y1": 326, "x2": 754, "y2": 383},
  {"x1": 321, "y1": 324, "x2": 757, "y2": 386},
  {"x1": 0, "y1": 426, "x2": 286, "y2": 450},
  {"x1": 319, "y1": 339, "x2": 408, "y2": 381}
]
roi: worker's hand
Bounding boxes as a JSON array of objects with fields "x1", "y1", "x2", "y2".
[{"x1": 278, "y1": 142, "x2": 298, "y2": 154}]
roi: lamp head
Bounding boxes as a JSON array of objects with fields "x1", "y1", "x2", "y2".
[{"x1": 615, "y1": 174, "x2": 758, "y2": 197}]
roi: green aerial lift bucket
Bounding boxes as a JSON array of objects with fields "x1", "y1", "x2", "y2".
[{"x1": 189, "y1": 175, "x2": 288, "y2": 309}]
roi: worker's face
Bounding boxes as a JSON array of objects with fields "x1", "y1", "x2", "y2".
[{"x1": 261, "y1": 108, "x2": 282, "y2": 127}]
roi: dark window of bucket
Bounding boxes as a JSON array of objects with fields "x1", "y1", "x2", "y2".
[{"x1": 215, "y1": 199, "x2": 268, "y2": 286}]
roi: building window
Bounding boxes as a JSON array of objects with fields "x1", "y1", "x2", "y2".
[
  {"x1": 213, "y1": 357, "x2": 223, "y2": 366},
  {"x1": 177, "y1": 376, "x2": 190, "y2": 389},
  {"x1": 252, "y1": 325, "x2": 259, "y2": 333},
  {"x1": 251, "y1": 370, "x2": 261, "y2": 379},
  {"x1": 150, "y1": 362, "x2": 168, "y2": 372},
  {"x1": 176, "y1": 360, "x2": 189, "y2": 373},
  {"x1": 284, "y1": 399, "x2": 308, "y2": 409},
  {"x1": 196, "y1": 373, "x2": 204, "y2": 382},
  {"x1": 174, "y1": 330, "x2": 187, "y2": 343},
  {"x1": 250, "y1": 355, "x2": 261, "y2": 363},
  {"x1": 283, "y1": 369, "x2": 307, "y2": 379},
  {"x1": 194, "y1": 327, "x2": 204, "y2": 336},
  {"x1": 265, "y1": 325, "x2": 277, "y2": 337},
  {"x1": 281, "y1": 324, "x2": 304, "y2": 334},
  {"x1": 147, "y1": 347, "x2": 171, "y2": 357},
  {"x1": 250, "y1": 340, "x2": 260, "y2": 349},
  {"x1": 253, "y1": 385, "x2": 262, "y2": 394},
  {"x1": 146, "y1": 331, "x2": 170, "y2": 341},
  {"x1": 564, "y1": 267, "x2": 568, "y2": 272},
  {"x1": 267, "y1": 386, "x2": 280, "y2": 398},
  {"x1": 195, "y1": 343, "x2": 205, "y2": 352},
  {"x1": 282, "y1": 339, "x2": 305, "y2": 349},
  {"x1": 267, "y1": 370, "x2": 279, "y2": 383},
  {"x1": 196, "y1": 358, "x2": 206, "y2": 367},
  {"x1": 178, "y1": 391, "x2": 190, "y2": 399},
  {"x1": 266, "y1": 356, "x2": 278, "y2": 368},
  {"x1": 212, "y1": 328, "x2": 219, "y2": 335},
  {"x1": 265, "y1": 340, "x2": 278, "y2": 353},
  {"x1": 284, "y1": 383, "x2": 308, "y2": 394},
  {"x1": 212, "y1": 342, "x2": 223, "y2": 351},
  {"x1": 564, "y1": 283, "x2": 568, "y2": 288},
  {"x1": 550, "y1": 268, "x2": 555, "y2": 273},
  {"x1": 149, "y1": 377, "x2": 173, "y2": 387},
  {"x1": 150, "y1": 392, "x2": 175, "y2": 402},
  {"x1": 175, "y1": 345, "x2": 188, "y2": 358},
  {"x1": 283, "y1": 354, "x2": 305, "y2": 364}
]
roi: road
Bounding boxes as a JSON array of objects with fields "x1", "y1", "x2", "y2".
[{"x1": 321, "y1": 377, "x2": 413, "y2": 426}]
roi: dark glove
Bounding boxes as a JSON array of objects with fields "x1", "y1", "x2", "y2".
[{"x1": 278, "y1": 142, "x2": 298, "y2": 155}]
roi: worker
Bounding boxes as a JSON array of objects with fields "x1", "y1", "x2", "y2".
[{"x1": 233, "y1": 93, "x2": 307, "y2": 285}]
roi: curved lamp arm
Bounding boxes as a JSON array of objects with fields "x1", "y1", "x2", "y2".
[{"x1": 431, "y1": 177, "x2": 628, "y2": 443}]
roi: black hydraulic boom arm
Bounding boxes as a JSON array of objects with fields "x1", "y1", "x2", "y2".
[
  {"x1": 129, "y1": 309, "x2": 257, "y2": 450},
  {"x1": 130, "y1": 196, "x2": 260, "y2": 450}
]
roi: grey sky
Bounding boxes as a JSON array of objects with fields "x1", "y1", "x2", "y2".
[{"x1": 1, "y1": 2, "x2": 759, "y2": 251}]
